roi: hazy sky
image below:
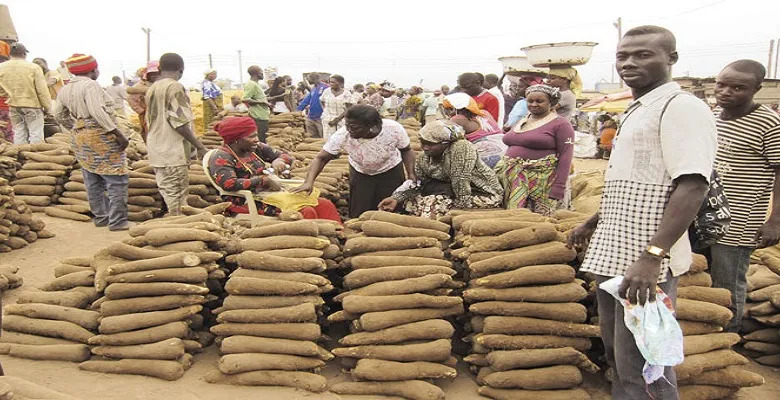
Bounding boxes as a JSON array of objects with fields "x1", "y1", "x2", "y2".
[{"x1": 4, "y1": 0, "x2": 779, "y2": 90}]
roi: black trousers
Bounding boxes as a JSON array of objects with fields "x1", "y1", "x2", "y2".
[
  {"x1": 254, "y1": 118, "x2": 269, "y2": 143},
  {"x1": 348, "y1": 162, "x2": 405, "y2": 218}
]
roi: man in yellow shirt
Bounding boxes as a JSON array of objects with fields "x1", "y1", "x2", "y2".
[{"x1": 0, "y1": 43, "x2": 51, "y2": 144}]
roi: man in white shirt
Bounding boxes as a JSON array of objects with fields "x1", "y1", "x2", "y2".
[
  {"x1": 105, "y1": 76, "x2": 127, "y2": 117},
  {"x1": 421, "y1": 90, "x2": 441, "y2": 125},
  {"x1": 569, "y1": 25, "x2": 716, "y2": 399},
  {"x1": 483, "y1": 74, "x2": 505, "y2": 125}
]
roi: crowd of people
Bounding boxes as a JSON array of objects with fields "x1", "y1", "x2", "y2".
[{"x1": 2, "y1": 23, "x2": 780, "y2": 400}]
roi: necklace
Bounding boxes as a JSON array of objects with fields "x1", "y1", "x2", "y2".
[{"x1": 222, "y1": 144, "x2": 261, "y2": 176}]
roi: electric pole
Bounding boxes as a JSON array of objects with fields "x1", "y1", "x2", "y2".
[
  {"x1": 769, "y1": 39, "x2": 775, "y2": 79},
  {"x1": 238, "y1": 50, "x2": 243, "y2": 86},
  {"x1": 141, "y1": 27, "x2": 151, "y2": 63},
  {"x1": 208, "y1": 54, "x2": 213, "y2": 69},
  {"x1": 614, "y1": 17, "x2": 623, "y2": 88},
  {"x1": 774, "y1": 38, "x2": 779, "y2": 79}
]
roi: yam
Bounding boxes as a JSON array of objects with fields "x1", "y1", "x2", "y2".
[
  {"x1": 217, "y1": 303, "x2": 317, "y2": 324},
  {"x1": 225, "y1": 276, "x2": 318, "y2": 296},
  {"x1": 464, "y1": 282, "x2": 588, "y2": 303},
  {"x1": 89, "y1": 321, "x2": 190, "y2": 346},
  {"x1": 676, "y1": 298, "x2": 733, "y2": 327},
  {"x1": 357, "y1": 305, "x2": 464, "y2": 331},
  {"x1": 0, "y1": 331, "x2": 79, "y2": 346},
  {"x1": 99, "y1": 306, "x2": 202, "y2": 334},
  {"x1": 483, "y1": 316, "x2": 599, "y2": 338},
  {"x1": 14, "y1": 195, "x2": 51, "y2": 206},
  {"x1": 362, "y1": 220, "x2": 449, "y2": 241},
  {"x1": 476, "y1": 334, "x2": 592, "y2": 352},
  {"x1": 79, "y1": 359, "x2": 184, "y2": 381},
  {"x1": 472, "y1": 265, "x2": 575, "y2": 288},
  {"x1": 487, "y1": 347, "x2": 598, "y2": 372},
  {"x1": 335, "y1": 274, "x2": 452, "y2": 301},
  {"x1": 12, "y1": 176, "x2": 59, "y2": 185},
  {"x1": 748, "y1": 284, "x2": 780, "y2": 302},
  {"x1": 350, "y1": 255, "x2": 451, "y2": 269},
  {"x1": 129, "y1": 221, "x2": 220, "y2": 237},
  {"x1": 677, "y1": 385, "x2": 738, "y2": 400},
  {"x1": 675, "y1": 349, "x2": 749, "y2": 381},
  {"x1": 469, "y1": 242, "x2": 577, "y2": 275},
  {"x1": 106, "y1": 267, "x2": 208, "y2": 284},
  {"x1": 340, "y1": 320, "x2": 454, "y2": 346},
  {"x1": 107, "y1": 242, "x2": 178, "y2": 260},
  {"x1": 148, "y1": 241, "x2": 208, "y2": 252},
  {"x1": 44, "y1": 206, "x2": 92, "y2": 222},
  {"x1": 100, "y1": 295, "x2": 205, "y2": 317},
  {"x1": 107, "y1": 253, "x2": 201, "y2": 275},
  {"x1": 12, "y1": 184, "x2": 56, "y2": 196},
  {"x1": 370, "y1": 210, "x2": 450, "y2": 232},
  {"x1": 4, "y1": 343, "x2": 90, "y2": 362},
  {"x1": 236, "y1": 251, "x2": 325, "y2": 272},
  {"x1": 332, "y1": 339, "x2": 451, "y2": 362},
  {"x1": 204, "y1": 370, "x2": 327, "y2": 392},
  {"x1": 677, "y1": 286, "x2": 732, "y2": 308},
  {"x1": 344, "y1": 236, "x2": 439, "y2": 256},
  {"x1": 15, "y1": 169, "x2": 66, "y2": 177},
  {"x1": 105, "y1": 282, "x2": 209, "y2": 299},
  {"x1": 678, "y1": 271, "x2": 713, "y2": 287},
  {"x1": 463, "y1": 219, "x2": 545, "y2": 236},
  {"x1": 231, "y1": 268, "x2": 329, "y2": 286},
  {"x1": 358, "y1": 247, "x2": 444, "y2": 258},
  {"x1": 330, "y1": 380, "x2": 444, "y2": 400},
  {"x1": 679, "y1": 321, "x2": 724, "y2": 336},
  {"x1": 54, "y1": 263, "x2": 92, "y2": 278},
  {"x1": 144, "y1": 228, "x2": 221, "y2": 246},
  {"x1": 477, "y1": 387, "x2": 591, "y2": 400},
  {"x1": 240, "y1": 236, "x2": 329, "y2": 252},
  {"x1": 683, "y1": 333, "x2": 741, "y2": 355},
  {"x1": 344, "y1": 265, "x2": 456, "y2": 289},
  {"x1": 210, "y1": 323, "x2": 320, "y2": 341},
  {"x1": 263, "y1": 248, "x2": 324, "y2": 258},
  {"x1": 16, "y1": 290, "x2": 89, "y2": 308},
  {"x1": 239, "y1": 220, "x2": 319, "y2": 238},
  {"x1": 482, "y1": 365, "x2": 582, "y2": 390},
  {"x1": 743, "y1": 328, "x2": 780, "y2": 343},
  {"x1": 3, "y1": 303, "x2": 99, "y2": 330},
  {"x1": 470, "y1": 224, "x2": 558, "y2": 253},
  {"x1": 220, "y1": 295, "x2": 324, "y2": 311},
  {"x1": 352, "y1": 359, "x2": 456, "y2": 381},
  {"x1": 218, "y1": 353, "x2": 326, "y2": 373},
  {"x1": 220, "y1": 336, "x2": 333, "y2": 360},
  {"x1": 20, "y1": 151, "x2": 75, "y2": 164},
  {"x1": 343, "y1": 294, "x2": 462, "y2": 314},
  {"x1": 755, "y1": 354, "x2": 780, "y2": 366},
  {"x1": 2, "y1": 315, "x2": 94, "y2": 343},
  {"x1": 470, "y1": 301, "x2": 587, "y2": 323},
  {"x1": 91, "y1": 338, "x2": 186, "y2": 360},
  {"x1": 42, "y1": 269, "x2": 95, "y2": 291}
]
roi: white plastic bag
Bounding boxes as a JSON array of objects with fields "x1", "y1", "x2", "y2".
[{"x1": 599, "y1": 276, "x2": 684, "y2": 384}]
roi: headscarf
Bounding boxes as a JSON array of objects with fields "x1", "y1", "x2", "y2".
[
  {"x1": 442, "y1": 92, "x2": 487, "y2": 117},
  {"x1": 380, "y1": 81, "x2": 396, "y2": 92},
  {"x1": 525, "y1": 84, "x2": 562, "y2": 105},
  {"x1": 144, "y1": 61, "x2": 159, "y2": 79},
  {"x1": 0, "y1": 41, "x2": 9, "y2": 58},
  {"x1": 204, "y1": 69, "x2": 216, "y2": 77},
  {"x1": 65, "y1": 54, "x2": 98, "y2": 75},
  {"x1": 215, "y1": 116, "x2": 257, "y2": 144},
  {"x1": 548, "y1": 66, "x2": 583, "y2": 96},
  {"x1": 418, "y1": 120, "x2": 465, "y2": 144}
]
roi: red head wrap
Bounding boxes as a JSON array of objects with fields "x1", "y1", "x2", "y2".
[
  {"x1": 66, "y1": 54, "x2": 98, "y2": 75},
  {"x1": 215, "y1": 116, "x2": 257, "y2": 144}
]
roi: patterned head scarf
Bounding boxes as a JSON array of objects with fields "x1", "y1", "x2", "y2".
[
  {"x1": 442, "y1": 92, "x2": 487, "y2": 117},
  {"x1": 418, "y1": 120, "x2": 465, "y2": 144},
  {"x1": 525, "y1": 84, "x2": 562, "y2": 105},
  {"x1": 548, "y1": 66, "x2": 583, "y2": 96},
  {"x1": 65, "y1": 54, "x2": 98, "y2": 75}
]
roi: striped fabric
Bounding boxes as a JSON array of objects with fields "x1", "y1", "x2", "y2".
[{"x1": 715, "y1": 105, "x2": 780, "y2": 247}]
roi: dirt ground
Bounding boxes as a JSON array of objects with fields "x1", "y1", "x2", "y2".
[{"x1": 2, "y1": 159, "x2": 779, "y2": 399}]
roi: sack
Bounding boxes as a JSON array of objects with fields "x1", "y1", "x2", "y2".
[{"x1": 659, "y1": 92, "x2": 730, "y2": 251}]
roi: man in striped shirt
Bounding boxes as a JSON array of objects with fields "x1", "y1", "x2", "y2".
[{"x1": 710, "y1": 59, "x2": 780, "y2": 332}]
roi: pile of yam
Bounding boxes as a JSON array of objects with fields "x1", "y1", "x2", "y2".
[
  {"x1": 79, "y1": 216, "x2": 230, "y2": 380},
  {"x1": 0, "y1": 142, "x2": 20, "y2": 181},
  {"x1": 205, "y1": 218, "x2": 338, "y2": 392},
  {"x1": 0, "y1": 255, "x2": 99, "y2": 363},
  {"x1": 0, "y1": 264, "x2": 23, "y2": 291},
  {"x1": 674, "y1": 254, "x2": 764, "y2": 399},
  {"x1": 0, "y1": 177, "x2": 54, "y2": 252},
  {"x1": 329, "y1": 211, "x2": 461, "y2": 400},
  {"x1": 7, "y1": 141, "x2": 76, "y2": 212},
  {"x1": 288, "y1": 138, "x2": 350, "y2": 219},
  {"x1": 125, "y1": 160, "x2": 224, "y2": 212},
  {"x1": 740, "y1": 247, "x2": 780, "y2": 368},
  {"x1": 451, "y1": 209, "x2": 596, "y2": 400}
]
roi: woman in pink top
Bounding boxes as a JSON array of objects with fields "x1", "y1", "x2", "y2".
[
  {"x1": 443, "y1": 92, "x2": 507, "y2": 168},
  {"x1": 498, "y1": 84, "x2": 574, "y2": 216}
]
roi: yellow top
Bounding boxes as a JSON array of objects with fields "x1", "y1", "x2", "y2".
[{"x1": 0, "y1": 59, "x2": 52, "y2": 112}]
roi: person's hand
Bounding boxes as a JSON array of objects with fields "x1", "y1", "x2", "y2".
[
  {"x1": 755, "y1": 219, "x2": 780, "y2": 248},
  {"x1": 291, "y1": 181, "x2": 314, "y2": 194},
  {"x1": 115, "y1": 132, "x2": 129, "y2": 151},
  {"x1": 618, "y1": 254, "x2": 662, "y2": 305},
  {"x1": 378, "y1": 197, "x2": 399, "y2": 212},
  {"x1": 271, "y1": 159, "x2": 288, "y2": 173},
  {"x1": 407, "y1": 173, "x2": 418, "y2": 183},
  {"x1": 328, "y1": 120, "x2": 338, "y2": 127},
  {"x1": 264, "y1": 177, "x2": 283, "y2": 192},
  {"x1": 196, "y1": 147, "x2": 208, "y2": 160},
  {"x1": 566, "y1": 221, "x2": 597, "y2": 250}
]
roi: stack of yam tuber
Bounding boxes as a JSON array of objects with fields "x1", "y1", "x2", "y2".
[
  {"x1": 7, "y1": 142, "x2": 76, "y2": 212},
  {"x1": 0, "y1": 256, "x2": 98, "y2": 363},
  {"x1": 450, "y1": 209, "x2": 595, "y2": 400},
  {"x1": 0, "y1": 263, "x2": 24, "y2": 291},
  {"x1": 0, "y1": 177, "x2": 54, "y2": 252},
  {"x1": 740, "y1": 248, "x2": 780, "y2": 367},
  {"x1": 675, "y1": 254, "x2": 765, "y2": 399},
  {"x1": 288, "y1": 138, "x2": 350, "y2": 220},
  {"x1": 0, "y1": 142, "x2": 20, "y2": 181},
  {"x1": 206, "y1": 218, "x2": 335, "y2": 392},
  {"x1": 80, "y1": 217, "x2": 230, "y2": 380},
  {"x1": 329, "y1": 211, "x2": 461, "y2": 400}
]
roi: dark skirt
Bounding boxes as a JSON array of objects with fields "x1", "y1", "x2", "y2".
[{"x1": 348, "y1": 162, "x2": 405, "y2": 218}]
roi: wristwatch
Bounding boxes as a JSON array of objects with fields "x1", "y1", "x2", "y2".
[{"x1": 645, "y1": 245, "x2": 668, "y2": 259}]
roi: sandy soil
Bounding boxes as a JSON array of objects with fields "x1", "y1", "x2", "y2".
[{"x1": 2, "y1": 176, "x2": 780, "y2": 399}]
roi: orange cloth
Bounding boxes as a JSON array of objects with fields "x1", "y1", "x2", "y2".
[{"x1": 600, "y1": 128, "x2": 617, "y2": 149}]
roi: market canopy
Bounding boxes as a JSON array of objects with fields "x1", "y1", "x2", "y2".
[{"x1": 579, "y1": 90, "x2": 633, "y2": 113}]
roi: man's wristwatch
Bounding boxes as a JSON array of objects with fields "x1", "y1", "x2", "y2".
[{"x1": 644, "y1": 245, "x2": 668, "y2": 259}]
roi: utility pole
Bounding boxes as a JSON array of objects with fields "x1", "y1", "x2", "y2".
[
  {"x1": 774, "y1": 38, "x2": 779, "y2": 79},
  {"x1": 141, "y1": 27, "x2": 151, "y2": 63},
  {"x1": 768, "y1": 40, "x2": 775, "y2": 79},
  {"x1": 613, "y1": 17, "x2": 623, "y2": 88},
  {"x1": 238, "y1": 50, "x2": 243, "y2": 86},
  {"x1": 208, "y1": 54, "x2": 213, "y2": 69}
]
